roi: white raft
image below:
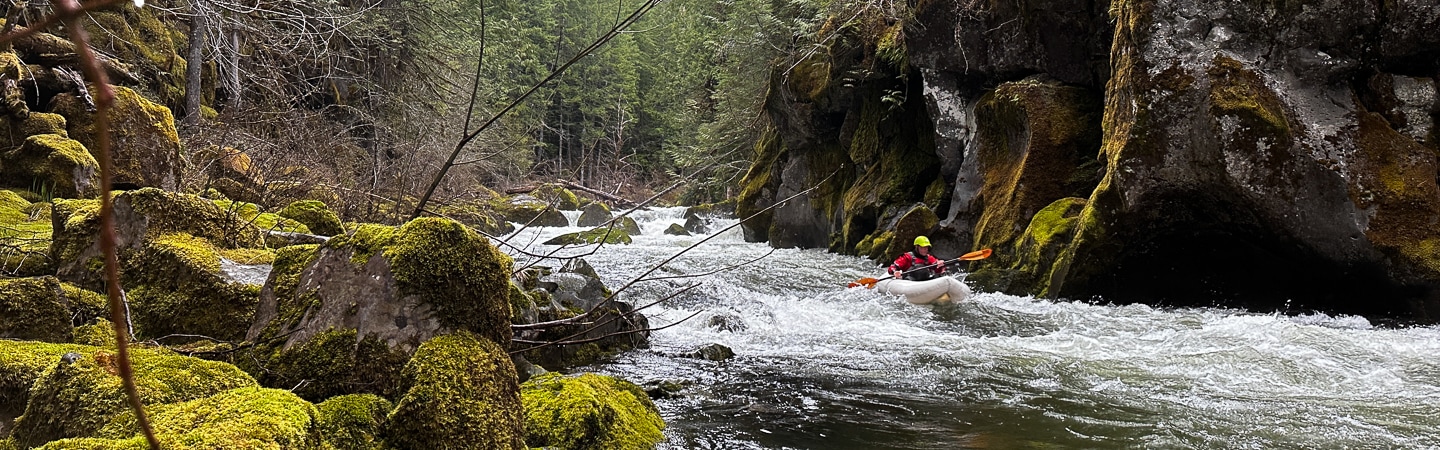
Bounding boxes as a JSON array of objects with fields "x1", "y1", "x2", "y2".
[{"x1": 873, "y1": 276, "x2": 971, "y2": 305}]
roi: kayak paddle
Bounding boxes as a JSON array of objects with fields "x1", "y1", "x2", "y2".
[{"x1": 847, "y1": 248, "x2": 992, "y2": 288}]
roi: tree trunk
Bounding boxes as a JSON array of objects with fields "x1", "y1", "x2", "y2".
[{"x1": 182, "y1": 0, "x2": 206, "y2": 128}]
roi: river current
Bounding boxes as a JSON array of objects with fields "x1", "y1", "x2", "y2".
[{"x1": 507, "y1": 207, "x2": 1440, "y2": 449}]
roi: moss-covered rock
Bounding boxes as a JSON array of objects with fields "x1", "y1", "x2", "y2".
[
  {"x1": 385, "y1": 332, "x2": 524, "y2": 450},
  {"x1": 971, "y1": 197, "x2": 1087, "y2": 293},
  {"x1": 663, "y1": 223, "x2": 690, "y2": 236},
  {"x1": 575, "y1": 202, "x2": 613, "y2": 227},
  {"x1": 543, "y1": 227, "x2": 633, "y2": 245},
  {"x1": 279, "y1": 200, "x2": 344, "y2": 236},
  {"x1": 213, "y1": 199, "x2": 311, "y2": 234},
  {"x1": 75, "y1": 5, "x2": 188, "y2": 112},
  {"x1": 0, "y1": 276, "x2": 106, "y2": 343},
  {"x1": 316, "y1": 394, "x2": 392, "y2": 450},
  {"x1": 880, "y1": 205, "x2": 939, "y2": 263},
  {"x1": 0, "y1": 190, "x2": 54, "y2": 275},
  {"x1": 0, "y1": 134, "x2": 99, "y2": 199},
  {"x1": 72, "y1": 318, "x2": 118, "y2": 348},
  {"x1": 0, "y1": 340, "x2": 97, "y2": 426},
  {"x1": 51, "y1": 188, "x2": 267, "y2": 289},
  {"x1": 520, "y1": 372, "x2": 665, "y2": 450},
  {"x1": 49, "y1": 387, "x2": 324, "y2": 449},
  {"x1": 9, "y1": 344, "x2": 258, "y2": 447},
  {"x1": 50, "y1": 86, "x2": 183, "y2": 190},
  {"x1": 495, "y1": 198, "x2": 569, "y2": 227},
  {"x1": 532, "y1": 184, "x2": 582, "y2": 210},
  {"x1": 242, "y1": 218, "x2": 513, "y2": 401},
  {"x1": 123, "y1": 232, "x2": 262, "y2": 341},
  {"x1": 259, "y1": 328, "x2": 409, "y2": 402}
]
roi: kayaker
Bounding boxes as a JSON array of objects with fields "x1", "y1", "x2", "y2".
[{"x1": 888, "y1": 236, "x2": 945, "y2": 281}]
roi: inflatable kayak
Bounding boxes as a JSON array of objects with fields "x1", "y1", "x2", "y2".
[{"x1": 873, "y1": 276, "x2": 971, "y2": 305}]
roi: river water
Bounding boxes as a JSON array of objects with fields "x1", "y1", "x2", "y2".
[{"x1": 507, "y1": 207, "x2": 1440, "y2": 449}]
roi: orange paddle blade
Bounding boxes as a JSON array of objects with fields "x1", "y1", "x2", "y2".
[
  {"x1": 959, "y1": 248, "x2": 993, "y2": 260},
  {"x1": 847, "y1": 277, "x2": 881, "y2": 289}
]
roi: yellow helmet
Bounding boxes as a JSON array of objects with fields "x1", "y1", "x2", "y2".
[{"x1": 913, "y1": 236, "x2": 931, "y2": 247}]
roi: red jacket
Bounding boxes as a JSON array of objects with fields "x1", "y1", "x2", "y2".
[{"x1": 890, "y1": 251, "x2": 945, "y2": 280}]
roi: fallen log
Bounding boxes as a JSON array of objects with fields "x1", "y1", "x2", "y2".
[{"x1": 560, "y1": 180, "x2": 636, "y2": 206}]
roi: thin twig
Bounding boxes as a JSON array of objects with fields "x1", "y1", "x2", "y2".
[{"x1": 53, "y1": 0, "x2": 161, "y2": 448}]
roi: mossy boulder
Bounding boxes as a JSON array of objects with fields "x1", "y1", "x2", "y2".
[
  {"x1": 495, "y1": 196, "x2": 570, "y2": 227},
  {"x1": 51, "y1": 188, "x2": 266, "y2": 288},
  {"x1": 663, "y1": 223, "x2": 690, "y2": 236},
  {"x1": 575, "y1": 202, "x2": 613, "y2": 227},
  {"x1": 243, "y1": 218, "x2": 513, "y2": 400},
  {"x1": 971, "y1": 197, "x2": 1087, "y2": 293},
  {"x1": 0, "y1": 134, "x2": 99, "y2": 198},
  {"x1": 518, "y1": 259, "x2": 648, "y2": 369},
  {"x1": 543, "y1": 227, "x2": 633, "y2": 246},
  {"x1": 75, "y1": 5, "x2": 188, "y2": 112},
  {"x1": 8, "y1": 343, "x2": 258, "y2": 447},
  {"x1": 43, "y1": 387, "x2": 323, "y2": 449},
  {"x1": 316, "y1": 394, "x2": 392, "y2": 450},
  {"x1": 385, "y1": 332, "x2": 525, "y2": 450},
  {"x1": 0, "y1": 190, "x2": 53, "y2": 275},
  {"x1": 520, "y1": 372, "x2": 665, "y2": 450},
  {"x1": 434, "y1": 199, "x2": 515, "y2": 237},
  {"x1": 0, "y1": 276, "x2": 106, "y2": 343},
  {"x1": 0, "y1": 113, "x2": 69, "y2": 149},
  {"x1": 532, "y1": 184, "x2": 582, "y2": 210},
  {"x1": 50, "y1": 86, "x2": 183, "y2": 190},
  {"x1": 123, "y1": 232, "x2": 263, "y2": 341},
  {"x1": 279, "y1": 200, "x2": 344, "y2": 236},
  {"x1": 0, "y1": 340, "x2": 97, "y2": 430}
]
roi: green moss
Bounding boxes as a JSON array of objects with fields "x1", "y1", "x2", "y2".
[
  {"x1": 76, "y1": 387, "x2": 323, "y2": 449},
  {"x1": 52, "y1": 86, "x2": 183, "y2": 190},
  {"x1": 520, "y1": 372, "x2": 665, "y2": 450},
  {"x1": 9, "y1": 344, "x2": 258, "y2": 447},
  {"x1": 316, "y1": 394, "x2": 392, "y2": 450},
  {"x1": 533, "y1": 184, "x2": 582, "y2": 210},
  {"x1": 330, "y1": 223, "x2": 398, "y2": 265},
  {"x1": 385, "y1": 218, "x2": 514, "y2": 346},
  {"x1": 79, "y1": 6, "x2": 187, "y2": 111},
  {"x1": 875, "y1": 22, "x2": 908, "y2": 70},
  {"x1": 386, "y1": 332, "x2": 525, "y2": 450},
  {"x1": 493, "y1": 199, "x2": 569, "y2": 227},
  {"x1": 212, "y1": 199, "x2": 311, "y2": 234},
  {"x1": 279, "y1": 200, "x2": 344, "y2": 236},
  {"x1": 49, "y1": 190, "x2": 266, "y2": 275},
  {"x1": 73, "y1": 318, "x2": 119, "y2": 348},
  {"x1": 543, "y1": 227, "x2": 633, "y2": 246},
  {"x1": 0, "y1": 134, "x2": 98, "y2": 199},
  {"x1": 114, "y1": 232, "x2": 261, "y2": 341},
  {"x1": 881, "y1": 205, "x2": 939, "y2": 262},
  {"x1": 509, "y1": 280, "x2": 537, "y2": 322},
  {"x1": 0, "y1": 277, "x2": 105, "y2": 343},
  {"x1": 0, "y1": 190, "x2": 54, "y2": 275},
  {"x1": 1208, "y1": 56, "x2": 1291, "y2": 141},
  {"x1": 786, "y1": 53, "x2": 831, "y2": 102},
  {"x1": 252, "y1": 244, "x2": 321, "y2": 341},
  {"x1": 974, "y1": 197, "x2": 1087, "y2": 293},
  {"x1": 0, "y1": 340, "x2": 96, "y2": 417},
  {"x1": 923, "y1": 177, "x2": 949, "y2": 208},
  {"x1": 262, "y1": 328, "x2": 409, "y2": 402},
  {"x1": 735, "y1": 127, "x2": 783, "y2": 241}
]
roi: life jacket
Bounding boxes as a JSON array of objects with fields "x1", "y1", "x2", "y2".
[{"x1": 891, "y1": 251, "x2": 943, "y2": 281}]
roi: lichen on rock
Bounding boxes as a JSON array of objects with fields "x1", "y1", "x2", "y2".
[{"x1": 520, "y1": 372, "x2": 665, "y2": 450}]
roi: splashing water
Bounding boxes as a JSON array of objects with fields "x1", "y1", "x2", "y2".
[{"x1": 505, "y1": 207, "x2": 1440, "y2": 449}]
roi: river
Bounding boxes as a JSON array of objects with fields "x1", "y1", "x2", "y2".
[{"x1": 507, "y1": 207, "x2": 1440, "y2": 449}]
